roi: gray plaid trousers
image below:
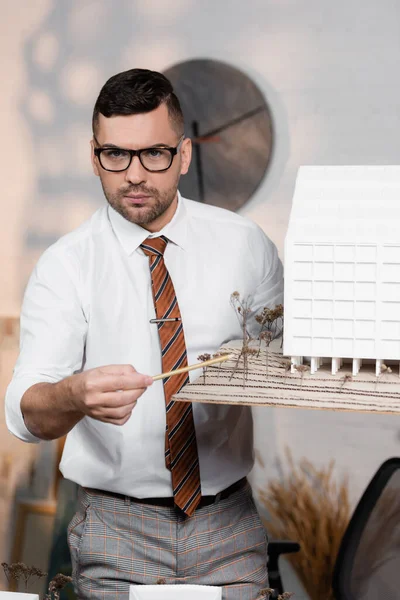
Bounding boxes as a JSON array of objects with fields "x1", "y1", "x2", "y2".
[{"x1": 68, "y1": 482, "x2": 268, "y2": 600}]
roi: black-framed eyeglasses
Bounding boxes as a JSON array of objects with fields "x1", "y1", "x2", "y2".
[{"x1": 93, "y1": 135, "x2": 185, "y2": 173}]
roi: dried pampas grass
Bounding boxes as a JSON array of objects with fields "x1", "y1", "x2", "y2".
[{"x1": 258, "y1": 449, "x2": 351, "y2": 600}]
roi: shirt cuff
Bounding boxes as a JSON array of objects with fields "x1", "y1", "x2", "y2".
[{"x1": 5, "y1": 375, "x2": 57, "y2": 443}]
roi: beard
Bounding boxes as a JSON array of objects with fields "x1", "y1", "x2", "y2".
[{"x1": 100, "y1": 178, "x2": 179, "y2": 226}]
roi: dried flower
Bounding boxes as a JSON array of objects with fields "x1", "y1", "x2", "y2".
[
  {"x1": 243, "y1": 347, "x2": 258, "y2": 356},
  {"x1": 256, "y1": 303, "x2": 284, "y2": 352},
  {"x1": 259, "y1": 330, "x2": 274, "y2": 344},
  {"x1": 2, "y1": 562, "x2": 47, "y2": 593},
  {"x1": 294, "y1": 364, "x2": 309, "y2": 374},
  {"x1": 256, "y1": 304, "x2": 284, "y2": 326},
  {"x1": 340, "y1": 374, "x2": 353, "y2": 388},
  {"x1": 229, "y1": 292, "x2": 254, "y2": 386},
  {"x1": 198, "y1": 354, "x2": 211, "y2": 384},
  {"x1": 257, "y1": 588, "x2": 275, "y2": 599},
  {"x1": 45, "y1": 573, "x2": 73, "y2": 600},
  {"x1": 257, "y1": 588, "x2": 294, "y2": 599},
  {"x1": 375, "y1": 363, "x2": 393, "y2": 391},
  {"x1": 293, "y1": 364, "x2": 310, "y2": 386},
  {"x1": 1, "y1": 562, "x2": 72, "y2": 599}
]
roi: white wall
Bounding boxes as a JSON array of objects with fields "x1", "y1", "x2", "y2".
[{"x1": 1, "y1": 0, "x2": 400, "y2": 594}]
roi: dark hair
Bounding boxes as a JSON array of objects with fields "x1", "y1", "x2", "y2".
[{"x1": 92, "y1": 68, "x2": 184, "y2": 136}]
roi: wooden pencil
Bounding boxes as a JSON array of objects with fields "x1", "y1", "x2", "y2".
[{"x1": 152, "y1": 353, "x2": 234, "y2": 381}]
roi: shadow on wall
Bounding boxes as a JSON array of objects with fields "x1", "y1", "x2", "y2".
[
  {"x1": 20, "y1": 1, "x2": 137, "y2": 272},
  {"x1": 19, "y1": 0, "x2": 186, "y2": 291}
]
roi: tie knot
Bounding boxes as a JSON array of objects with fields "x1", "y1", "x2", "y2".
[{"x1": 140, "y1": 235, "x2": 168, "y2": 257}]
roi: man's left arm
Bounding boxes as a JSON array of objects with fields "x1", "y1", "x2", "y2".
[{"x1": 248, "y1": 225, "x2": 284, "y2": 334}]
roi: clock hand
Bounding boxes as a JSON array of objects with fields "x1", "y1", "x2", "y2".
[
  {"x1": 190, "y1": 106, "x2": 266, "y2": 203},
  {"x1": 200, "y1": 105, "x2": 266, "y2": 139},
  {"x1": 192, "y1": 120, "x2": 205, "y2": 203},
  {"x1": 193, "y1": 135, "x2": 220, "y2": 143}
]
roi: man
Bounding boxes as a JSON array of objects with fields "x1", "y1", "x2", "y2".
[{"x1": 6, "y1": 69, "x2": 283, "y2": 599}]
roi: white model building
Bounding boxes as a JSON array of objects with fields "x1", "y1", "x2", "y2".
[{"x1": 284, "y1": 166, "x2": 400, "y2": 377}]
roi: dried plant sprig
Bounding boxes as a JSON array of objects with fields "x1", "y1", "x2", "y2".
[
  {"x1": 243, "y1": 347, "x2": 258, "y2": 356},
  {"x1": 293, "y1": 364, "x2": 309, "y2": 374},
  {"x1": 230, "y1": 291, "x2": 253, "y2": 343},
  {"x1": 197, "y1": 353, "x2": 211, "y2": 383},
  {"x1": 375, "y1": 363, "x2": 393, "y2": 391},
  {"x1": 259, "y1": 330, "x2": 274, "y2": 374},
  {"x1": 211, "y1": 351, "x2": 229, "y2": 378},
  {"x1": 1, "y1": 562, "x2": 47, "y2": 590},
  {"x1": 45, "y1": 573, "x2": 73, "y2": 600},
  {"x1": 340, "y1": 374, "x2": 353, "y2": 388},
  {"x1": 1, "y1": 562, "x2": 72, "y2": 599},
  {"x1": 255, "y1": 301, "x2": 284, "y2": 375},
  {"x1": 257, "y1": 588, "x2": 294, "y2": 599},
  {"x1": 230, "y1": 292, "x2": 255, "y2": 386},
  {"x1": 229, "y1": 293, "x2": 285, "y2": 386},
  {"x1": 256, "y1": 303, "x2": 284, "y2": 347},
  {"x1": 23, "y1": 566, "x2": 48, "y2": 591},
  {"x1": 257, "y1": 588, "x2": 275, "y2": 599},
  {"x1": 255, "y1": 304, "x2": 284, "y2": 327},
  {"x1": 293, "y1": 364, "x2": 309, "y2": 385}
]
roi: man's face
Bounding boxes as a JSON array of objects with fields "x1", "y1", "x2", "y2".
[{"x1": 91, "y1": 104, "x2": 191, "y2": 232}]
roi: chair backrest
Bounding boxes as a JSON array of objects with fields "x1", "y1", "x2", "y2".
[{"x1": 333, "y1": 457, "x2": 400, "y2": 600}]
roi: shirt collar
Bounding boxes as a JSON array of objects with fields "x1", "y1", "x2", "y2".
[{"x1": 107, "y1": 191, "x2": 188, "y2": 255}]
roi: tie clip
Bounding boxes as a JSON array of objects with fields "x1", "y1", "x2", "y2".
[{"x1": 149, "y1": 317, "x2": 181, "y2": 323}]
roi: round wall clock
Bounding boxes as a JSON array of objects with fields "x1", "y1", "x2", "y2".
[{"x1": 164, "y1": 59, "x2": 273, "y2": 212}]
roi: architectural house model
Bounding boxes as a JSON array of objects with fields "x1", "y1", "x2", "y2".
[
  {"x1": 284, "y1": 166, "x2": 400, "y2": 377},
  {"x1": 172, "y1": 166, "x2": 400, "y2": 414}
]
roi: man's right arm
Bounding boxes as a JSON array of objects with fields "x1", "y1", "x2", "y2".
[
  {"x1": 20, "y1": 364, "x2": 153, "y2": 441},
  {"x1": 5, "y1": 248, "x2": 152, "y2": 443}
]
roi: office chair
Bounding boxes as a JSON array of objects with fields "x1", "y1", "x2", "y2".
[
  {"x1": 267, "y1": 540, "x2": 300, "y2": 596},
  {"x1": 333, "y1": 457, "x2": 400, "y2": 600}
]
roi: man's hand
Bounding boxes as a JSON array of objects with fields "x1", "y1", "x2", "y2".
[{"x1": 70, "y1": 365, "x2": 153, "y2": 426}]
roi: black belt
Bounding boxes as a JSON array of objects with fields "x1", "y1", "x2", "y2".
[{"x1": 90, "y1": 477, "x2": 247, "y2": 510}]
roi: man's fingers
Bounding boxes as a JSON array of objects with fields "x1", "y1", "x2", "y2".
[
  {"x1": 87, "y1": 389, "x2": 146, "y2": 409},
  {"x1": 79, "y1": 365, "x2": 153, "y2": 422},
  {"x1": 98, "y1": 364, "x2": 138, "y2": 376},
  {"x1": 95, "y1": 402, "x2": 138, "y2": 425},
  {"x1": 108, "y1": 389, "x2": 147, "y2": 406},
  {"x1": 88, "y1": 373, "x2": 153, "y2": 393},
  {"x1": 108, "y1": 373, "x2": 153, "y2": 391}
]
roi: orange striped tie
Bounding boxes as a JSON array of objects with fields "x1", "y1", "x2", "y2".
[{"x1": 141, "y1": 235, "x2": 202, "y2": 516}]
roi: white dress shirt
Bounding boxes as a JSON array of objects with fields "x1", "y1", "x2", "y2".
[{"x1": 6, "y1": 193, "x2": 283, "y2": 497}]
